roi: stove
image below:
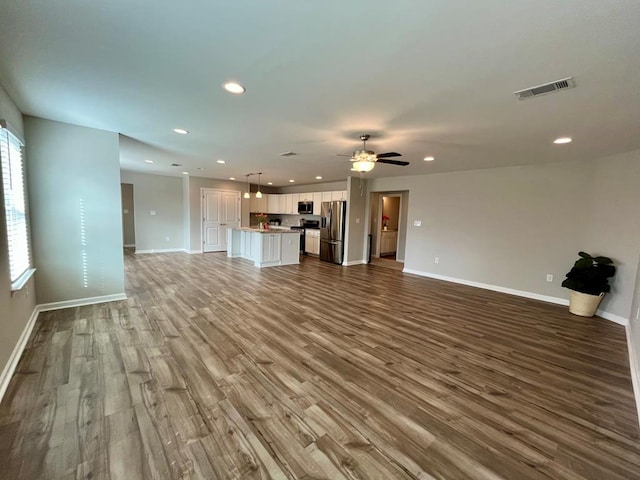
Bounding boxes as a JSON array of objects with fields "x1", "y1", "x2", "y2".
[{"x1": 290, "y1": 220, "x2": 319, "y2": 253}]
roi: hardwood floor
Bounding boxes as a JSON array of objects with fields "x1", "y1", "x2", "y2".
[{"x1": 1, "y1": 250, "x2": 639, "y2": 479}]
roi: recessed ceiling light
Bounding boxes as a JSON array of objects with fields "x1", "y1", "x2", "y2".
[
  {"x1": 181, "y1": 171, "x2": 189, "y2": 175},
  {"x1": 315, "y1": 176, "x2": 323, "y2": 180},
  {"x1": 288, "y1": 179, "x2": 295, "y2": 183},
  {"x1": 173, "y1": 128, "x2": 189, "y2": 135},
  {"x1": 216, "y1": 159, "x2": 225, "y2": 164},
  {"x1": 144, "y1": 159, "x2": 154, "y2": 164},
  {"x1": 553, "y1": 137, "x2": 572, "y2": 144},
  {"x1": 424, "y1": 156, "x2": 435, "y2": 161},
  {"x1": 223, "y1": 82, "x2": 246, "y2": 94},
  {"x1": 267, "y1": 182, "x2": 273, "y2": 185}
]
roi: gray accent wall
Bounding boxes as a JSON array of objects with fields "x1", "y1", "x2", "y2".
[
  {"x1": 345, "y1": 176, "x2": 367, "y2": 264},
  {"x1": 119, "y1": 171, "x2": 184, "y2": 252},
  {"x1": 25, "y1": 116, "x2": 124, "y2": 304},
  {"x1": 368, "y1": 152, "x2": 640, "y2": 322},
  {"x1": 0, "y1": 84, "x2": 36, "y2": 381}
]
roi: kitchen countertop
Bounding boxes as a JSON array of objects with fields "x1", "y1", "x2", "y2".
[{"x1": 235, "y1": 227, "x2": 301, "y2": 234}]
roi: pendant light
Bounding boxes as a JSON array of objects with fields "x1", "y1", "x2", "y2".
[
  {"x1": 256, "y1": 172, "x2": 263, "y2": 198},
  {"x1": 243, "y1": 174, "x2": 250, "y2": 199}
]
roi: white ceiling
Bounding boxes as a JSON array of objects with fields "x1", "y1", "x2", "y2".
[{"x1": 1, "y1": 1, "x2": 639, "y2": 187}]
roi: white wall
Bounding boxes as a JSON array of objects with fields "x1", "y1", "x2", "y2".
[
  {"x1": 120, "y1": 170, "x2": 184, "y2": 252},
  {"x1": 26, "y1": 117, "x2": 125, "y2": 305},
  {"x1": 368, "y1": 155, "x2": 640, "y2": 321},
  {"x1": 0, "y1": 84, "x2": 36, "y2": 384}
]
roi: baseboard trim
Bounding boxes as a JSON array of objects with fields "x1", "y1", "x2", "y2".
[
  {"x1": 343, "y1": 259, "x2": 366, "y2": 266},
  {"x1": 403, "y1": 268, "x2": 569, "y2": 305},
  {"x1": 38, "y1": 293, "x2": 127, "y2": 312},
  {"x1": 597, "y1": 310, "x2": 628, "y2": 326},
  {"x1": 135, "y1": 248, "x2": 185, "y2": 254},
  {"x1": 402, "y1": 268, "x2": 630, "y2": 326},
  {"x1": 185, "y1": 249, "x2": 203, "y2": 254},
  {"x1": 0, "y1": 306, "x2": 40, "y2": 403},
  {"x1": 626, "y1": 326, "x2": 640, "y2": 427},
  {"x1": 123, "y1": 244, "x2": 135, "y2": 248}
]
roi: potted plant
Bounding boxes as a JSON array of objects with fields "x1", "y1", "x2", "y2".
[
  {"x1": 382, "y1": 215, "x2": 390, "y2": 231},
  {"x1": 561, "y1": 251, "x2": 616, "y2": 317}
]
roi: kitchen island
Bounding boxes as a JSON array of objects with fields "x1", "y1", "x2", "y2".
[{"x1": 227, "y1": 228, "x2": 300, "y2": 268}]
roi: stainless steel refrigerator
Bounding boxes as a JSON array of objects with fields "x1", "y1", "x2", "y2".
[{"x1": 320, "y1": 201, "x2": 346, "y2": 264}]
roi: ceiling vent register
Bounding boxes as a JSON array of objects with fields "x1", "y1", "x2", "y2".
[{"x1": 514, "y1": 77, "x2": 576, "y2": 100}]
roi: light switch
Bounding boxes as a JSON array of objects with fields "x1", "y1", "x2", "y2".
[
  {"x1": 413, "y1": 220, "x2": 422, "y2": 227},
  {"x1": 355, "y1": 218, "x2": 360, "y2": 224},
  {"x1": 150, "y1": 210, "x2": 156, "y2": 216},
  {"x1": 123, "y1": 209, "x2": 129, "y2": 214}
]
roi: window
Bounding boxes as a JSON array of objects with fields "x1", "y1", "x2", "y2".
[{"x1": 1, "y1": 121, "x2": 31, "y2": 289}]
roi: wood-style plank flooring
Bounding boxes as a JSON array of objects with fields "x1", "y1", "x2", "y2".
[{"x1": 1, "y1": 250, "x2": 639, "y2": 479}]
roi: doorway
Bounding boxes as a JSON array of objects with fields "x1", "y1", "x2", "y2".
[
  {"x1": 201, "y1": 188, "x2": 241, "y2": 252},
  {"x1": 369, "y1": 191, "x2": 408, "y2": 266},
  {"x1": 121, "y1": 183, "x2": 135, "y2": 249}
]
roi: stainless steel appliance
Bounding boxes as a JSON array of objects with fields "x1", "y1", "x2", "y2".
[
  {"x1": 320, "y1": 201, "x2": 346, "y2": 264},
  {"x1": 298, "y1": 201, "x2": 313, "y2": 214}
]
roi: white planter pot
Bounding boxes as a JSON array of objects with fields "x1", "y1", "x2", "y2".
[{"x1": 568, "y1": 291, "x2": 604, "y2": 317}]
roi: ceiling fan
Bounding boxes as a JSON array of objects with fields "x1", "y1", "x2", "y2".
[{"x1": 335, "y1": 134, "x2": 410, "y2": 172}]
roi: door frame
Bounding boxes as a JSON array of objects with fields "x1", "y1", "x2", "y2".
[
  {"x1": 200, "y1": 188, "x2": 241, "y2": 252},
  {"x1": 376, "y1": 193, "x2": 402, "y2": 257}
]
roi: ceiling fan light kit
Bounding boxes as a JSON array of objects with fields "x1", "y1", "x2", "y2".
[{"x1": 340, "y1": 134, "x2": 410, "y2": 173}]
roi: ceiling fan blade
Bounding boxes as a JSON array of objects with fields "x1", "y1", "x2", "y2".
[
  {"x1": 376, "y1": 152, "x2": 402, "y2": 158},
  {"x1": 377, "y1": 159, "x2": 410, "y2": 166}
]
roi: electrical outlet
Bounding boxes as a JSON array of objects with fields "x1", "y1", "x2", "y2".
[
  {"x1": 434, "y1": 257, "x2": 440, "y2": 264},
  {"x1": 546, "y1": 274, "x2": 553, "y2": 282},
  {"x1": 413, "y1": 220, "x2": 422, "y2": 227},
  {"x1": 150, "y1": 210, "x2": 156, "y2": 216}
]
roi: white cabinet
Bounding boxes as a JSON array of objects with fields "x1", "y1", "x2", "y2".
[
  {"x1": 261, "y1": 234, "x2": 282, "y2": 263},
  {"x1": 305, "y1": 229, "x2": 320, "y2": 255},
  {"x1": 331, "y1": 190, "x2": 347, "y2": 201},
  {"x1": 380, "y1": 230, "x2": 398, "y2": 255},
  {"x1": 268, "y1": 195, "x2": 279, "y2": 214},
  {"x1": 299, "y1": 192, "x2": 313, "y2": 202},
  {"x1": 321, "y1": 191, "x2": 332, "y2": 203},
  {"x1": 290, "y1": 193, "x2": 300, "y2": 213},
  {"x1": 312, "y1": 192, "x2": 322, "y2": 215},
  {"x1": 284, "y1": 194, "x2": 292, "y2": 215},
  {"x1": 250, "y1": 194, "x2": 268, "y2": 213}
]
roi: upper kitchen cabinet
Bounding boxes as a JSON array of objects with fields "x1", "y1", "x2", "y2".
[
  {"x1": 250, "y1": 194, "x2": 269, "y2": 213},
  {"x1": 331, "y1": 190, "x2": 347, "y2": 201},
  {"x1": 312, "y1": 192, "x2": 322, "y2": 215}
]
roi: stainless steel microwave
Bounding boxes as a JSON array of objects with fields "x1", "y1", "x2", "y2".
[{"x1": 298, "y1": 201, "x2": 313, "y2": 214}]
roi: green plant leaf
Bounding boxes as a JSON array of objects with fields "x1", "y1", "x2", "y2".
[
  {"x1": 593, "y1": 256, "x2": 613, "y2": 264},
  {"x1": 578, "y1": 251, "x2": 592, "y2": 259},
  {"x1": 574, "y1": 258, "x2": 593, "y2": 269}
]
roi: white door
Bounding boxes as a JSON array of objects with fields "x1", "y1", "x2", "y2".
[{"x1": 202, "y1": 188, "x2": 240, "y2": 252}]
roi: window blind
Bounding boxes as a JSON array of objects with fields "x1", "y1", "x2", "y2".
[{"x1": 1, "y1": 123, "x2": 30, "y2": 283}]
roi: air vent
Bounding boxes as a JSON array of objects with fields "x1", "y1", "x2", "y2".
[
  {"x1": 170, "y1": 163, "x2": 182, "y2": 167},
  {"x1": 280, "y1": 152, "x2": 298, "y2": 157},
  {"x1": 514, "y1": 77, "x2": 576, "y2": 100}
]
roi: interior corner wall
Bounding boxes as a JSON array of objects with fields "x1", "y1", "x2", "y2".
[
  {"x1": 119, "y1": 170, "x2": 184, "y2": 252},
  {"x1": 25, "y1": 116, "x2": 124, "y2": 305},
  {"x1": 583, "y1": 150, "x2": 640, "y2": 319},
  {"x1": 183, "y1": 176, "x2": 190, "y2": 251},
  {"x1": 345, "y1": 176, "x2": 367, "y2": 264},
  {"x1": 0, "y1": 84, "x2": 36, "y2": 383}
]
